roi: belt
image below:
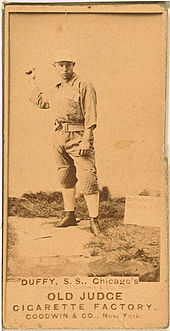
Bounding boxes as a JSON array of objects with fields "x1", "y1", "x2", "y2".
[
  {"x1": 55, "y1": 122, "x2": 84, "y2": 133},
  {"x1": 63, "y1": 123, "x2": 84, "y2": 132}
]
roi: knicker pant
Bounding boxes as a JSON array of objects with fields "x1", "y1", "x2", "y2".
[{"x1": 53, "y1": 129, "x2": 98, "y2": 195}]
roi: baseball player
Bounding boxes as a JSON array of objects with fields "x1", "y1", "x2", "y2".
[{"x1": 26, "y1": 51, "x2": 100, "y2": 236}]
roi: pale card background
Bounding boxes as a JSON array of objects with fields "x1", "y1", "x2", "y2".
[{"x1": 8, "y1": 3, "x2": 167, "y2": 198}]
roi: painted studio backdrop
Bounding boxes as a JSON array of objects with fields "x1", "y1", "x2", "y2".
[{"x1": 9, "y1": 12, "x2": 165, "y2": 197}]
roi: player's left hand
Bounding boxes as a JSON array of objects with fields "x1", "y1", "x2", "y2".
[{"x1": 79, "y1": 139, "x2": 91, "y2": 156}]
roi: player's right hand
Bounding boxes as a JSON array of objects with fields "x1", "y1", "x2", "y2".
[{"x1": 25, "y1": 67, "x2": 36, "y2": 81}]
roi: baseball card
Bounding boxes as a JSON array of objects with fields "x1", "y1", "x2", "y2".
[{"x1": 3, "y1": 2, "x2": 168, "y2": 329}]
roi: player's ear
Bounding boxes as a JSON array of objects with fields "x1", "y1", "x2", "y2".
[{"x1": 72, "y1": 62, "x2": 75, "y2": 67}]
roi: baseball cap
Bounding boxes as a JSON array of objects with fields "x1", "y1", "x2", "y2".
[{"x1": 53, "y1": 50, "x2": 76, "y2": 63}]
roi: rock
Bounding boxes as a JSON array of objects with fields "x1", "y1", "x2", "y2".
[
  {"x1": 124, "y1": 196, "x2": 163, "y2": 227},
  {"x1": 8, "y1": 217, "x2": 103, "y2": 278}
]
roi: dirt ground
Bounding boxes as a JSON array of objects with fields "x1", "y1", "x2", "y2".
[{"x1": 7, "y1": 191, "x2": 160, "y2": 281}]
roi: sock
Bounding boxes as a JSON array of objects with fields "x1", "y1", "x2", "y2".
[
  {"x1": 62, "y1": 187, "x2": 76, "y2": 212},
  {"x1": 84, "y1": 192, "x2": 99, "y2": 218}
]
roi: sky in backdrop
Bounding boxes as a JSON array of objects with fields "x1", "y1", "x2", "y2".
[{"x1": 8, "y1": 12, "x2": 166, "y2": 197}]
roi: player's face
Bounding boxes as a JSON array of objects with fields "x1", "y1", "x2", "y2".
[{"x1": 54, "y1": 61, "x2": 75, "y2": 81}]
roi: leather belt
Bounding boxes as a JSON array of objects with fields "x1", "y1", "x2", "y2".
[{"x1": 62, "y1": 123, "x2": 84, "y2": 133}]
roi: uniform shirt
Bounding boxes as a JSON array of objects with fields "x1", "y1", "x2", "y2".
[{"x1": 30, "y1": 73, "x2": 97, "y2": 130}]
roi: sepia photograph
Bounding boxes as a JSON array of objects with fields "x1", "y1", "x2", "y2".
[{"x1": 3, "y1": 2, "x2": 168, "y2": 329}]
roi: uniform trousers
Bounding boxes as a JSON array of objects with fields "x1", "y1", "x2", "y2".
[{"x1": 53, "y1": 128, "x2": 98, "y2": 195}]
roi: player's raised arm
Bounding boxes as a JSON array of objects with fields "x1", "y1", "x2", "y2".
[{"x1": 25, "y1": 67, "x2": 50, "y2": 109}]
